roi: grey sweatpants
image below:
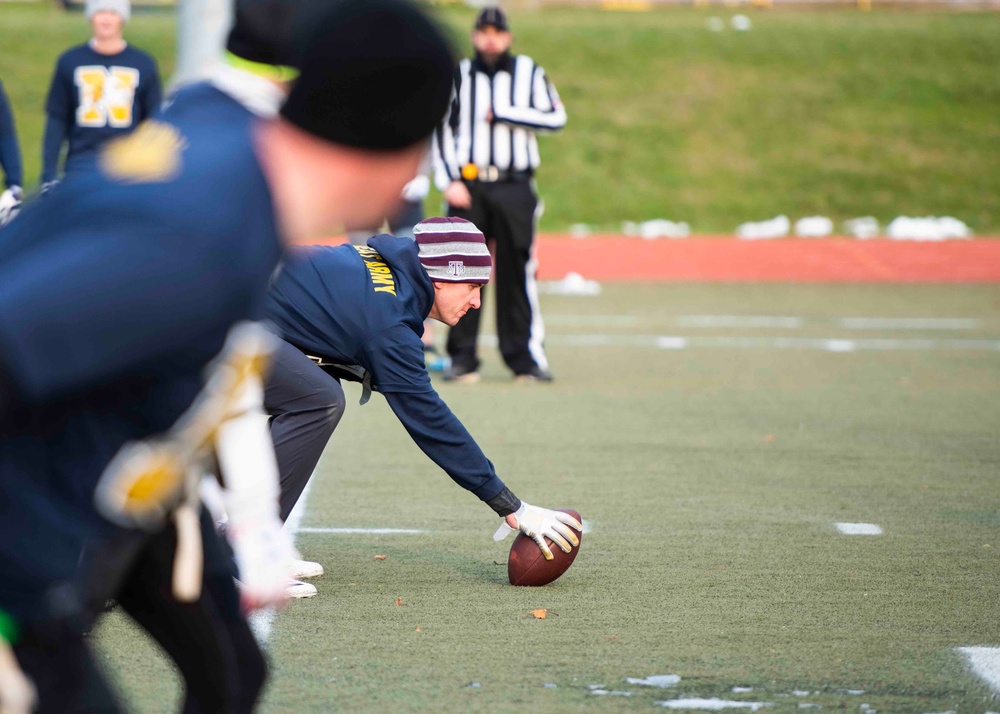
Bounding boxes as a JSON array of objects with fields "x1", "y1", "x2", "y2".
[{"x1": 264, "y1": 339, "x2": 346, "y2": 522}]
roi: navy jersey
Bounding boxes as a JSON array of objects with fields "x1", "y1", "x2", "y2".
[
  {"x1": 266, "y1": 236, "x2": 506, "y2": 502},
  {"x1": 42, "y1": 43, "x2": 161, "y2": 180},
  {"x1": 0, "y1": 84, "x2": 281, "y2": 625}
]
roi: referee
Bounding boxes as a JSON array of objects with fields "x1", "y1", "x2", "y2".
[{"x1": 432, "y1": 7, "x2": 566, "y2": 383}]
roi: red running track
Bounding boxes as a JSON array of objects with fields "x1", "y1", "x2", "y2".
[{"x1": 534, "y1": 235, "x2": 1000, "y2": 283}]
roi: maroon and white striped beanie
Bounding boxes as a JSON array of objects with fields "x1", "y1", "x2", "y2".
[{"x1": 413, "y1": 217, "x2": 492, "y2": 284}]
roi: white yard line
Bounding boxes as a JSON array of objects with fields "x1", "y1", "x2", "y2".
[
  {"x1": 531, "y1": 334, "x2": 1000, "y2": 353},
  {"x1": 839, "y1": 318, "x2": 980, "y2": 330},
  {"x1": 957, "y1": 646, "x2": 1000, "y2": 695},
  {"x1": 543, "y1": 315, "x2": 641, "y2": 326},
  {"x1": 293, "y1": 527, "x2": 429, "y2": 535},
  {"x1": 835, "y1": 523, "x2": 883, "y2": 535},
  {"x1": 675, "y1": 315, "x2": 804, "y2": 329}
]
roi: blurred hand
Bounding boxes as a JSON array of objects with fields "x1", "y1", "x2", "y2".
[
  {"x1": 443, "y1": 180, "x2": 472, "y2": 209},
  {"x1": 494, "y1": 502, "x2": 581, "y2": 561},
  {"x1": 39, "y1": 180, "x2": 59, "y2": 199},
  {"x1": 0, "y1": 186, "x2": 23, "y2": 226},
  {"x1": 229, "y1": 516, "x2": 294, "y2": 612},
  {"x1": 401, "y1": 175, "x2": 430, "y2": 203}
]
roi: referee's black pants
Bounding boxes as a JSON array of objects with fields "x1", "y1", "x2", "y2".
[{"x1": 447, "y1": 178, "x2": 548, "y2": 376}]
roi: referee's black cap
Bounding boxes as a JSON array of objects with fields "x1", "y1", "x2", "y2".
[
  {"x1": 281, "y1": 0, "x2": 456, "y2": 151},
  {"x1": 474, "y1": 7, "x2": 510, "y2": 32}
]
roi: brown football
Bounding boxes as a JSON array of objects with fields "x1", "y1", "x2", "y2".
[{"x1": 507, "y1": 509, "x2": 582, "y2": 587}]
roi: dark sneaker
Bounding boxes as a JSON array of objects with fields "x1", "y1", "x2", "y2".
[
  {"x1": 442, "y1": 365, "x2": 481, "y2": 383},
  {"x1": 515, "y1": 367, "x2": 554, "y2": 383}
]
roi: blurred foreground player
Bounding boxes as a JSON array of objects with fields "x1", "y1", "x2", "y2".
[
  {"x1": 262, "y1": 217, "x2": 583, "y2": 590},
  {"x1": 0, "y1": 1, "x2": 455, "y2": 711}
]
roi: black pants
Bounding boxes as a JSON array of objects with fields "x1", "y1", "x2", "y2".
[
  {"x1": 17, "y1": 510, "x2": 265, "y2": 714},
  {"x1": 448, "y1": 179, "x2": 548, "y2": 376},
  {"x1": 264, "y1": 340, "x2": 346, "y2": 522},
  {"x1": 115, "y1": 509, "x2": 267, "y2": 714},
  {"x1": 12, "y1": 619, "x2": 123, "y2": 714}
]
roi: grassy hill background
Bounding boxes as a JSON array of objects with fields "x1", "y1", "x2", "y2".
[{"x1": 1, "y1": 3, "x2": 997, "y2": 232}]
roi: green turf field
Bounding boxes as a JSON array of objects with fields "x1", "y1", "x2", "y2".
[
  {"x1": 1, "y1": 4, "x2": 998, "y2": 232},
  {"x1": 93, "y1": 282, "x2": 1000, "y2": 713}
]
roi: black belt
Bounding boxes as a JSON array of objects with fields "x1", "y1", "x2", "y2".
[
  {"x1": 307, "y1": 354, "x2": 373, "y2": 405},
  {"x1": 463, "y1": 166, "x2": 532, "y2": 184}
]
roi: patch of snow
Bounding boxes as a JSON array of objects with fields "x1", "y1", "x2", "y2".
[
  {"x1": 657, "y1": 699, "x2": 772, "y2": 711},
  {"x1": 538, "y1": 272, "x2": 602, "y2": 296},
  {"x1": 626, "y1": 675, "x2": 681, "y2": 688},
  {"x1": 737, "y1": 215, "x2": 790, "y2": 240},
  {"x1": 795, "y1": 216, "x2": 833, "y2": 238}
]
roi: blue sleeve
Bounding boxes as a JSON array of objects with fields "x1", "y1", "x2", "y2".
[
  {"x1": 42, "y1": 60, "x2": 71, "y2": 182},
  {"x1": 0, "y1": 84, "x2": 23, "y2": 188},
  {"x1": 41, "y1": 115, "x2": 66, "y2": 183},
  {"x1": 383, "y1": 389, "x2": 506, "y2": 503},
  {"x1": 364, "y1": 325, "x2": 506, "y2": 502},
  {"x1": 140, "y1": 57, "x2": 163, "y2": 120},
  {"x1": 0, "y1": 228, "x2": 250, "y2": 406}
]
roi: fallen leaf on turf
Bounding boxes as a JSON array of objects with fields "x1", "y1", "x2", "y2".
[
  {"x1": 396, "y1": 597, "x2": 404, "y2": 606},
  {"x1": 375, "y1": 555, "x2": 387, "y2": 561},
  {"x1": 764, "y1": 434, "x2": 776, "y2": 442},
  {"x1": 529, "y1": 609, "x2": 549, "y2": 619},
  {"x1": 415, "y1": 626, "x2": 421, "y2": 632}
]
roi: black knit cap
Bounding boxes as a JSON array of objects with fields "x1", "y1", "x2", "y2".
[
  {"x1": 475, "y1": 7, "x2": 509, "y2": 32},
  {"x1": 226, "y1": 0, "x2": 300, "y2": 68},
  {"x1": 280, "y1": 0, "x2": 456, "y2": 151}
]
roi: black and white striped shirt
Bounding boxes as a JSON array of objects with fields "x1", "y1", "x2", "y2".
[{"x1": 433, "y1": 53, "x2": 567, "y2": 190}]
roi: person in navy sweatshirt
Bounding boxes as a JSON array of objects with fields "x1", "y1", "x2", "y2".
[
  {"x1": 40, "y1": 0, "x2": 161, "y2": 192},
  {"x1": 264, "y1": 217, "x2": 582, "y2": 587}
]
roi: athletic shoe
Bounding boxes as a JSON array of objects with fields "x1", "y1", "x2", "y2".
[
  {"x1": 515, "y1": 367, "x2": 554, "y2": 383},
  {"x1": 286, "y1": 579, "x2": 318, "y2": 599},
  {"x1": 427, "y1": 354, "x2": 452, "y2": 373},
  {"x1": 291, "y1": 558, "x2": 324, "y2": 580},
  {"x1": 234, "y1": 577, "x2": 318, "y2": 601},
  {"x1": 442, "y1": 365, "x2": 480, "y2": 383}
]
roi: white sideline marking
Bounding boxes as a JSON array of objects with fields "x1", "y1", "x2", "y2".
[
  {"x1": 676, "y1": 315, "x2": 804, "y2": 329},
  {"x1": 656, "y1": 698, "x2": 771, "y2": 711},
  {"x1": 292, "y1": 527, "x2": 429, "y2": 535},
  {"x1": 839, "y1": 318, "x2": 980, "y2": 330},
  {"x1": 957, "y1": 646, "x2": 1000, "y2": 695},
  {"x1": 248, "y1": 478, "x2": 314, "y2": 645},
  {"x1": 835, "y1": 523, "x2": 883, "y2": 535}
]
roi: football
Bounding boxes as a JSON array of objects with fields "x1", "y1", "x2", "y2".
[{"x1": 507, "y1": 509, "x2": 582, "y2": 587}]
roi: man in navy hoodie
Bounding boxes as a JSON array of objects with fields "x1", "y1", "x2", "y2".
[{"x1": 265, "y1": 217, "x2": 582, "y2": 578}]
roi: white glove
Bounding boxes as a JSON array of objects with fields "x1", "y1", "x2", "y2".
[
  {"x1": 212, "y1": 327, "x2": 291, "y2": 610},
  {"x1": 0, "y1": 186, "x2": 22, "y2": 226},
  {"x1": 401, "y1": 174, "x2": 430, "y2": 203},
  {"x1": 493, "y1": 502, "x2": 582, "y2": 561}
]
